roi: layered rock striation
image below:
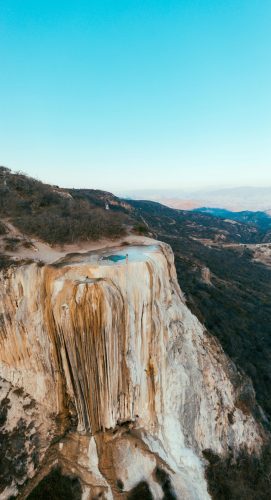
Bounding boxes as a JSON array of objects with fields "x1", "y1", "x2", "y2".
[{"x1": 0, "y1": 243, "x2": 265, "y2": 499}]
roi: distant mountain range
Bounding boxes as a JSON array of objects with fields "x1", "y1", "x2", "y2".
[
  {"x1": 118, "y1": 186, "x2": 271, "y2": 212},
  {"x1": 194, "y1": 207, "x2": 271, "y2": 231}
]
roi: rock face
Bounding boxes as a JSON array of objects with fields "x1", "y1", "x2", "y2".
[{"x1": 0, "y1": 243, "x2": 265, "y2": 499}]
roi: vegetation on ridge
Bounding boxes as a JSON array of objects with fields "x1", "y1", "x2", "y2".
[{"x1": 0, "y1": 167, "x2": 136, "y2": 244}]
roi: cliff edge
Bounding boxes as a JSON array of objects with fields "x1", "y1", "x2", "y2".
[{"x1": 0, "y1": 242, "x2": 265, "y2": 499}]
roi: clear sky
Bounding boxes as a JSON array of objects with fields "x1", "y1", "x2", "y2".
[{"x1": 0, "y1": 0, "x2": 270, "y2": 192}]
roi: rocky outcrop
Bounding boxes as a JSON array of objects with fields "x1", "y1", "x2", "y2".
[
  {"x1": 0, "y1": 243, "x2": 265, "y2": 499},
  {"x1": 200, "y1": 266, "x2": 211, "y2": 285}
]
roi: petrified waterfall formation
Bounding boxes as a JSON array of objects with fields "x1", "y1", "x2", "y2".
[{"x1": 0, "y1": 243, "x2": 264, "y2": 499}]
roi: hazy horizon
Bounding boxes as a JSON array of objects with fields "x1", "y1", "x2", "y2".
[
  {"x1": 3, "y1": 164, "x2": 271, "y2": 211},
  {"x1": 117, "y1": 185, "x2": 271, "y2": 212},
  {"x1": 118, "y1": 185, "x2": 271, "y2": 195},
  {"x1": 2, "y1": 165, "x2": 271, "y2": 195}
]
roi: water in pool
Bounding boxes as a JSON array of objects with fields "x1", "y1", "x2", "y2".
[{"x1": 103, "y1": 254, "x2": 126, "y2": 262}]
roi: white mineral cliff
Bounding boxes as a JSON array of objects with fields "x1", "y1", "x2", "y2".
[{"x1": 0, "y1": 242, "x2": 265, "y2": 499}]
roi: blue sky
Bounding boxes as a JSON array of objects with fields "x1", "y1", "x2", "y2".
[{"x1": 0, "y1": 0, "x2": 270, "y2": 191}]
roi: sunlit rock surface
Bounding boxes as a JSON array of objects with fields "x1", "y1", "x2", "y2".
[{"x1": 0, "y1": 243, "x2": 265, "y2": 499}]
